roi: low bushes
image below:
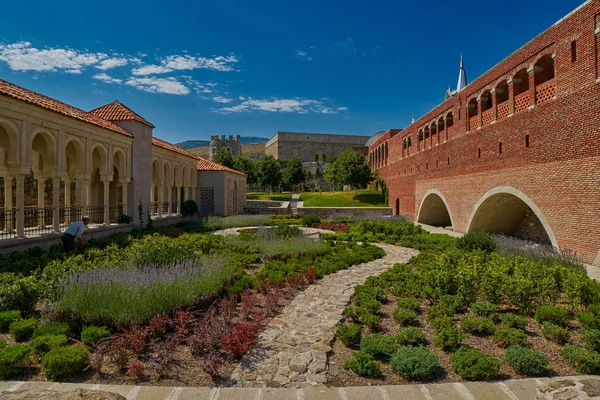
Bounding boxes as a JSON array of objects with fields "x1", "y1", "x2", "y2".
[
  {"x1": 460, "y1": 316, "x2": 495, "y2": 336},
  {"x1": 33, "y1": 322, "x2": 70, "y2": 338},
  {"x1": 471, "y1": 302, "x2": 498, "y2": 318},
  {"x1": 534, "y1": 305, "x2": 569, "y2": 326},
  {"x1": 41, "y1": 345, "x2": 90, "y2": 381},
  {"x1": 0, "y1": 344, "x2": 31, "y2": 379},
  {"x1": 451, "y1": 347, "x2": 501, "y2": 380},
  {"x1": 30, "y1": 335, "x2": 68, "y2": 355},
  {"x1": 343, "y1": 351, "x2": 381, "y2": 377},
  {"x1": 499, "y1": 313, "x2": 529, "y2": 329},
  {"x1": 81, "y1": 326, "x2": 111, "y2": 346},
  {"x1": 0, "y1": 310, "x2": 21, "y2": 332},
  {"x1": 583, "y1": 329, "x2": 600, "y2": 352},
  {"x1": 456, "y1": 232, "x2": 496, "y2": 253},
  {"x1": 397, "y1": 298, "x2": 421, "y2": 311},
  {"x1": 337, "y1": 325, "x2": 362, "y2": 347},
  {"x1": 492, "y1": 327, "x2": 528, "y2": 348},
  {"x1": 302, "y1": 214, "x2": 321, "y2": 227},
  {"x1": 563, "y1": 344, "x2": 600, "y2": 374},
  {"x1": 434, "y1": 326, "x2": 464, "y2": 352},
  {"x1": 390, "y1": 346, "x2": 440, "y2": 381},
  {"x1": 393, "y1": 308, "x2": 417, "y2": 326},
  {"x1": 396, "y1": 327, "x2": 426, "y2": 346},
  {"x1": 10, "y1": 318, "x2": 39, "y2": 342},
  {"x1": 540, "y1": 322, "x2": 570, "y2": 344},
  {"x1": 505, "y1": 346, "x2": 549, "y2": 376},
  {"x1": 360, "y1": 334, "x2": 397, "y2": 360}
]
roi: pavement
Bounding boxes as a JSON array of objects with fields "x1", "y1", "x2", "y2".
[{"x1": 3, "y1": 376, "x2": 600, "y2": 399}]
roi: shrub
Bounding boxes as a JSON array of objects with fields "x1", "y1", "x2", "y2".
[
  {"x1": 499, "y1": 313, "x2": 529, "y2": 329},
  {"x1": 33, "y1": 322, "x2": 70, "y2": 338},
  {"x1": 434, "y1": 326, "x2": 464, "y2": 352},
  {"x1": 563, "y1": 344, "x2": 600, "y2": 374},
  {"x1": 390, "y1": 346, "x2": 440, "y2": 381},
  {"x1": 576, "y1": 311, "x2": 600, "y2": 330},
  {"x1": 117, "y1": 214, "x2": 133, "y2": 224},
  {"x1": 41, "y1": 345, "x2": 90, "y2": 381},
  {"x1": 397, "y1": 298, "x2": 421, "y2": 311},
  {"x1": 81, "y1": 326, "x2": 111, "y2": 346},
  {"x1": 431, "y1": 316, "x2": 456, "y2": 331},
  {"x1": 0, "y1": 310, "x2": 21, "y2": 332},
  {"x1": 360, "y1": 312, "x2": 381, "y2": 329},
  {"x1": 9, "y1": 318, "x2": 39, "y2": 342},
  {"x1": 540, "y1": 322, "x2": 570, "y2": 344},
  {"x1": 534, "y1": 305, "x2": 569, "y2": 326},
  {"x1": 493, "y1": 327, "x2": 528, "y2": 348},
  {"x1": 302, "y1": 214, "x2": 321, "y2": 227},
  {"x1": 30, "y1": 335, "x2": 68, "y2": 355},
  {"x1": 426, "y1": 303, "x2": 453, "y2": 321},
  {"x1": 343, "y1": 351, "x2": 381, "y2": 377},
  {"x1": 505, "y1": 346, "x2": 549, "y2": 376},
  {"x1": 451, "y1": 346, "x2": 501, "y2": 380},
  {"x1": 337, "y1": 325, "x2": 362, "y2": 347},
  {"x1": 583, "y1": 329, "x2": 600, "y2": 352},
  {"x1": 439, "y1": 295, "x2": 464, "y2": 314},
  {"x1": 456, "y1": 232, "x2": 496, "y2": 253},
  {"x1": 220, "y1": 322, "x2": 260, "y2": 359},
  {"x1": 360, "y1": 334, "x2": 397, "y2": 360},
  {"x1": 393, "y1": 308, "x2": 417, "y2": 326},
  {"x1": 355, "y1": 299, "x2": 382, "y2": 315},
  {"x1": 0, "y1": 344, "x2": 31, "y2": 379},
  {"x1": 471, "y1": 302, "x2": 498, "y2": 318},
  {"x1": 460, "y1": 316, "x2": 495, "y2": 336},
  {"x1": 396, "y1": 327, "x2": 426, "y2": 346},
  {"x1": 0, "y1": 339, "x2": 5, "y2": 349},
  {"x1": 180, "y1": 200, "x2": 199, "y2": 216}
]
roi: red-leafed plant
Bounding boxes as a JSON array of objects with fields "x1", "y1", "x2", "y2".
[
  {"x1": 121, "y1": 327, "x2": 147, "y2": 356},
  {"x1": 146, "y1": 314, "x2": 173, "y2": 340},
  {"x1": 201, "y1": 351, "x2": 224, "y2": 377},
  {"x1": 127, "y1": 360, "x2": 145, "y2": 380},
  {"x1": 239, "y1": 290, "x2": 259, "y2": 320},
  {"x1": 220, "y1": 322, "x2": 260, "y2": 359},
  {"x1": 218, "y1": 296, "x2": 237, "y2": 323},
  {"x1": 264, "y1": 288, "x2": 281, "y2": 316}
]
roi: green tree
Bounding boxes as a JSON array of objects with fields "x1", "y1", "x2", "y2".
[
  {"x1": 326, "y1": 150, "x2": 372, "y2": 194},
  {"x1": 258, "y1": 155, "x2": 282, "y2": 195},
  {"x1": 282, "y1": 156, "x2": 306, "y2": 188},
  {"x1": 213, "y1": 148, "x2": 234, "y2": 168},
  {"x1": 233, "y1": 155, "x2": 258, "y2": 185}
]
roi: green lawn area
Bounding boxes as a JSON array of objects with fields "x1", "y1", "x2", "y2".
[
  {"x1": 246, "y1": 192, "x2": 292, "y2": 201},
  {"x1": 300, "y1": 189, "x2": 388, "y2": 207}
]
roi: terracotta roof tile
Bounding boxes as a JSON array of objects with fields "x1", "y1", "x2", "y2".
[
  {"x1": 89, "y1": 101, "x2": 155, "y2": 128},
  {"x1": 197, "y1": 157, "x2": 247, "y2": 176},
  {"x1": 152, "y1": 137, "x2": 199, "y2": 160},
  {"x1": 0, "y1": 79, "x2": 132, "y2": 137}
]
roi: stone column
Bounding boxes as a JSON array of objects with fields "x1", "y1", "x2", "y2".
[
  {"x1": 64, "y1": 180, "x2": 71, "y2": 225},
  {"x1": 477, "y1": 96, "x2": 483, "y2": 128},
  {"x1": 176, "y1": 186, "x2": 181, "y2": 214},
  {"x1": 121, "y1": 182, "x2": 128, "y2": 218},
  {"x1": 507, "y1": 78, "x2": 515, "y2": 116},
  {"x1": 4, "y1": 176, "x2": 12, "y2": 232},
  {"x1": 103, "y1": 180, "x2": 110, "y2": 225},
  {"x1": 167, "y1": 186, "x2": 172, "y2": 215},
  {"x1": 16, "y1": 175, "x2": 25, "y2": 238},
  {"x1": 158, "y1": 184, "x2": 164, "y2": 217},
  {"x1": 490, "y1": 88, "x2": 497, "y2": 122},
  {"x1": 80, "y1": 180, "x2": 90, "y2": 216},
  {"x1": 52, "y1": 177, "x2": 60, "y2": 233},
  {"x1": 191, "y1": 187, "x2": 196, "y2": 202},
  {"x1": 527, "y1": 65, "x2": 536, "y2": 108},
  {"x1": 37, "y1": 178, "x2": 45, "y2": 228}
]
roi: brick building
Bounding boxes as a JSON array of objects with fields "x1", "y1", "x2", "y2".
[{"x1": 369, "y1": 0, "x2": 600, "y2": 265}]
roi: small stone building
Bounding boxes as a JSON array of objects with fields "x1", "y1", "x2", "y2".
[
  {"x1": 264, "y1": 131, "x2": 371, "y2": 162},
  {"x1": 197, "y1": 158, "x2": 247, "y2": 216},
  {"x1": 209, "y1": 134, "x2": 242, "y2": 160}
]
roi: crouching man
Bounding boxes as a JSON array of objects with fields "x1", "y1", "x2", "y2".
[{"x1": 62, "y1": 216, "x2": 90, "y2": 252}]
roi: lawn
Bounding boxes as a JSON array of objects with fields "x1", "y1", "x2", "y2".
[
  {"x1": 300, "y1": 189, "x2": 387, "y2": 207},
  {"x1": 246, "y1": 192, "x2": 292, "y2": 201}
]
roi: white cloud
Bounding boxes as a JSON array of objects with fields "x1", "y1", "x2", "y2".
[
  {"x1": 295, "y1": 49, "x2": 313, "y2": 61},
  {"x1": 212, "y1": 97, "x2": 343, "y2": 115},
  {"x1": 132, "y1": 54, "x2": 239, "y2": 75},
  {"x1": 93, "y1": 73, "x2": 123, "y2": 84},
  {"x1": 125, "y1": 76, "x2": 189, "y2": 95},
  {"x1": 96, "y1": 57, "x2": 128, "y2": 70},
  {"x1": 213, "y1": 96, "x2": 233, "y2": 103},
  {"x1": 336, "y1": 107, "x2": 348, "y2": 111},
  {"x1": 0, "y1": 41, "x2": 106, "y2": 72}
]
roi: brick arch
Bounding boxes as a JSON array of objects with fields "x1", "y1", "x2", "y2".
[
  {"x1": 493, "y1": 74, "x2": 512, "y2": 88},
  {"x1": 511, "y1": 63, "x2": 530, "y2": 79},
  {"x1": 466, "y1": 186, "x2": 559, "y2": 248},
  {"x1": 531, "y1": 49, "x2": 556, "y2": 67},
  {"x1": 417, "y1": 189, "x2": 454, "y2": 228}
]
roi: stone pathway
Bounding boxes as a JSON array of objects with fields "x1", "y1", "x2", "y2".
[
  {"x1": 290, "y1": 193, "x2": 301, "y2": 214},
  {"x1": 230, "y1": 243, "x2": 419, "y2": 388}
]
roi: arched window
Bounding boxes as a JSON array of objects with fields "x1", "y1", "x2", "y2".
[
  {"x1": 495, "y1": 81, "x2": 510, "y2": 121},
  {"x1": 534, "y1": 55, "x2": 556, "y2": 105},
  {"x1": 481, "y1": 90, "x2": 493, "y2": 126},
  {"x1": 467, "y1": 98, "x2": 479, "y2": 131}
]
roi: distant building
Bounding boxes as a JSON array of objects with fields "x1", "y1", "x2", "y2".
[
  {"x1": 264, "y1": 131, "x2": 371, "y2": 162},
  {"x1": 209, "y1": 134, "x2": 242, "y2": 160}
]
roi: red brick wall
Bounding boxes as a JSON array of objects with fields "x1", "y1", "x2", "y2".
[{"x1": 373, "y1": 1, "x2": 600, "y2": 264}]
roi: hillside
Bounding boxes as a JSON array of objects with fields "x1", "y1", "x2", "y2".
[
  {"x1": 177, "y1": 136, "x2": 268, "y2": 150},
  {"x1": 189, "y1": 141, "x2": 266, "y2": 160}
]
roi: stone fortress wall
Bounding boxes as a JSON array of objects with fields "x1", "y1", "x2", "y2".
[
  {"x1": 209, "y1": 134, "x2": 242, "y2": 160},
  {"x1": 265, "y1": 131, "x2": 371, "y2": 162}
]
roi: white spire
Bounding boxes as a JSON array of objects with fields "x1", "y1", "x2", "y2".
[
  {"x1": 456, "y1": 54, "x2": 467, "y2": 92},
  {"x1": 411, "y1": 112, "x2": 415, "y2": 124}
]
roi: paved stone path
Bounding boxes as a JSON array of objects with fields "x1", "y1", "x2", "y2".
[
  {"x1": 230, "y1": 243, "x2": 419, "y2": 388},
  {"x1": 4, "y1": 376, "x2": 600, "y2": 399},
  {"x1": 290, "y1": 193, "x2": 301, "y2": 214}
]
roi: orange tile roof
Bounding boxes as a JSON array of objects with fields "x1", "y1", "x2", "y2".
[
  {"x1": 152, "y1": 137, "x2": 199, "y2": 160},
  {"x1": 0, "y1": 79, "x2": 132, "y2": 137},
  {"x1": 89, "y1": 101, "x2": 155, "y2": 128},
  {"x1": 197, "y1": 157, "x2": 247, "y2": 176}
]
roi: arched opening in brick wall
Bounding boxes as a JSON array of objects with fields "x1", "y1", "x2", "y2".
[
  {"x1": 513, "y1": 69, "x2": 529, "y2": 96},
  {"x1": 534, "y1": 55, "x2": 555, "y2": 85},
  {"x1": 417, "y1": 191, "x2": 452, "y2": 228},
  {"x1": 467, "y1": 189, "x2": 555, "y2": 246},
  {"x1": 467, "y1": 98, "x2": 479, "y2": 131}
]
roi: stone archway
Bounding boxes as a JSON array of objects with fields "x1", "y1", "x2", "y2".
[
  {"x1": 466, "y1": 186, "x2": 558, "y2": 247},
  {"x1": 417, "y1": 190, "x2": 453, "y2": 228}
]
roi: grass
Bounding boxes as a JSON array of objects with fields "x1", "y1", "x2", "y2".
[
  {"x1": 246, "y1": 192, "x2": 292, "y2": 201},
  {"x1": 300, "y1": 189, "x2": 387, "y2": 207}
]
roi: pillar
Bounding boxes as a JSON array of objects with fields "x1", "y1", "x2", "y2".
[
  {"x1": 167, "y1": 186, "x2": 172, "y2": 215},
  {"x1": 477, "y1": 96, "x2": 483, "y2": 129},
  {"x1": 507, "y1": 78, "x2": 515, "y2": 116},
  {"x1": 527, "y1": 65, "x2": 536, "y2": 107},
  {"x1": 16, "y1": 175, "x2": 25, "y2": 238},
  {"x1": 176, "y1": 186, "x2": 181, "y2": 214},
  {"x1": 4, "y1": 176, "x2": 12, "y2": 232},
  {"x1": 37, "y1": 178, "x2": 45, "y2": 228},
  {"x1": 490, "y1": 88, "x2": 497, "y2": 122},
  {"x1": 158, "y1": 184, "x2": 164, "y2": 217},
  {"x1": 103, "y1": 180, "x2": 110, "y2": 225},
  {"x1": 81, "y1": 180, "x2": 90, "y2": 216},
  {"x1": 64, "y1": 180, "x2": 71, "y2": 224},
  {"x1": 52, "y1": 177, "x2": 60, "y2": 233},
  {"x1": 121, "y1": 182, "x2": 128, "y2": 218}
]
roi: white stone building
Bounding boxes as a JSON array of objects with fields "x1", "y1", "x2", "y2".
[{"x1": 0, "y1": 79, "x2": 246, "y2": 248}]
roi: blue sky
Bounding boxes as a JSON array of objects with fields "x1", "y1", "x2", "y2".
[{"x1": 0, "y1": 0, "x2": 585, "y2": 144}]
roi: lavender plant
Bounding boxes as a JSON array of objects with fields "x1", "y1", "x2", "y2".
[
  {"x1": 203, "y1": 215, "x2": 274, "y2": 231},
  {"x1": 493, "y1": 235, "x2": 583, "y2": 270}
]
